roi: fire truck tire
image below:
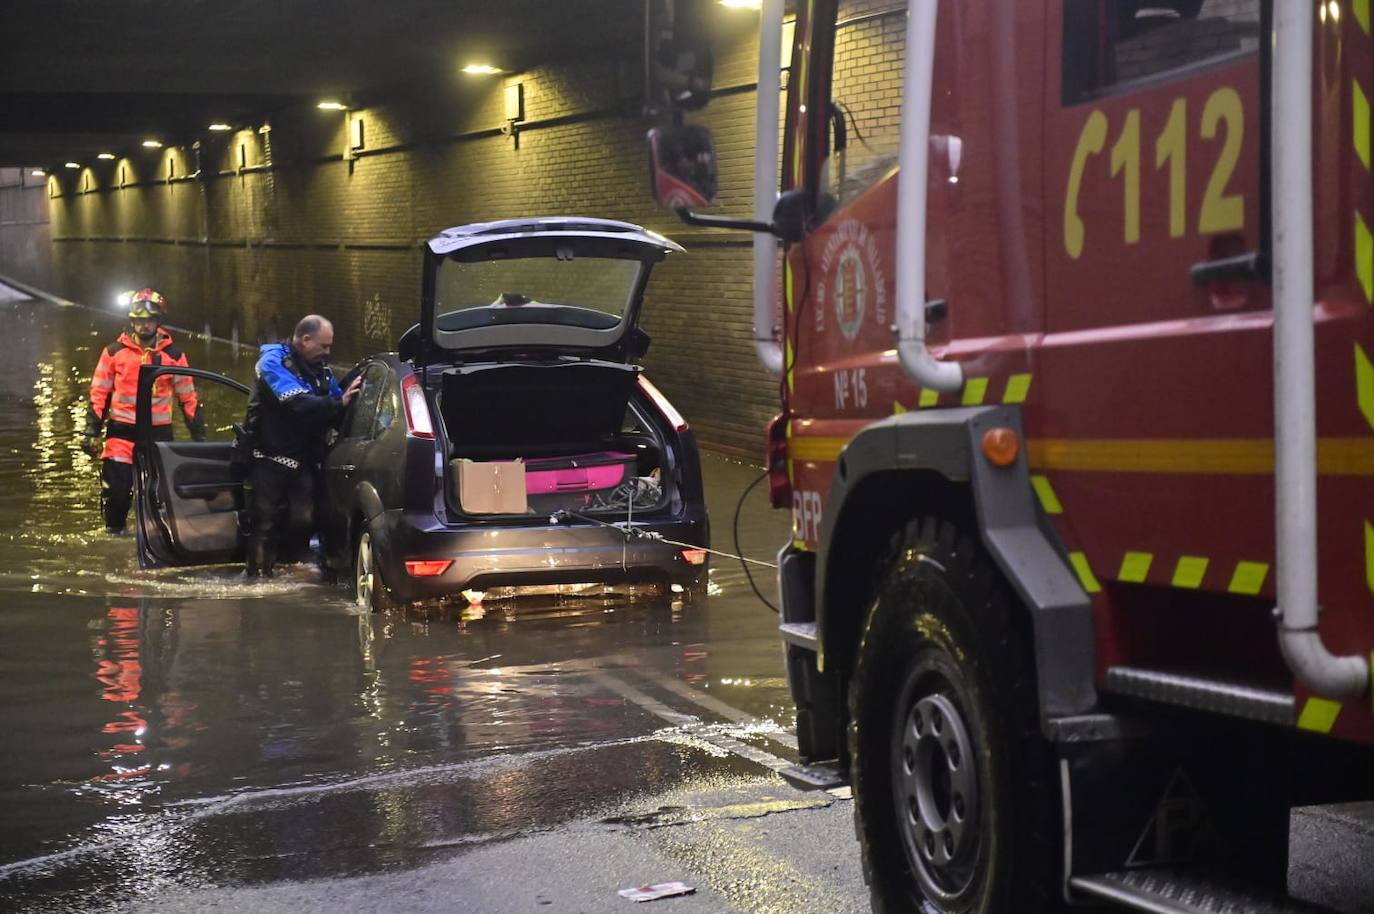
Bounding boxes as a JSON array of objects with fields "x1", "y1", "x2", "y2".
[{"x1": 849, "y1": 516, "x2": 1060, "y2": 913}]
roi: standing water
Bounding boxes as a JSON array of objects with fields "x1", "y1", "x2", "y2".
[{"x1": 0, "y1": 291, "x2": 795, "y2": 910}]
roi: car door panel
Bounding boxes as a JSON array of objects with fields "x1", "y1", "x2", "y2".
[{"x1": 135, "y1": 365, "x2": 250, "y2": 568}]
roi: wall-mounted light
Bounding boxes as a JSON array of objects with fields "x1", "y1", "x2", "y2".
[
  {"x1": 208, "y1": 123, "x2": 232, "y2": 132},
  {"x1": 30, "y1": 170, "x2": 44, "y2": 177},
  {"x1": 317, "y1": 100, "x2": 346, "y2": 111},
  {"x1": 65, "y1": 162, "x2": 80, "y2": 169},
  {"x1": 719, "y1": 0, "x2": 762, "y2": 8},
  {"x1": 97, "y1": 152, "x2": 115, "y2": 160},
  {"x1": 142, "y1": 139, "x2": 163, "y2": 148},
  {"x1": 461, "y1": 63, "x2": 503, "y2": 75}
]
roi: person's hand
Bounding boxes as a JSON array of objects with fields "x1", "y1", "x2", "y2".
[
  {"x1": 80, "y1": 434, "x2": 102, "y2": 458},
  {"x1": 342, "y1": 375, "x2": 363, "y2": 406}
]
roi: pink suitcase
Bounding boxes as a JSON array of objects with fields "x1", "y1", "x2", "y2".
[{"x1": 524, "y1": 451, "x2": 636, "y2": 495}]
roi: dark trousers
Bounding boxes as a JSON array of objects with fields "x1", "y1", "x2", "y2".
[
  {"x1": 100, "y1": 459, "x2": 134, "y2": 532},
  {"x1": 245, "y1": 459, "x2": 317, "y2": 576}
]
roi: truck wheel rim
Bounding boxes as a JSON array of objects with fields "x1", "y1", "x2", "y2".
[
  {"x1": 355, "y1": 533, "x2": 374, "y2": 607},
  {"x1": 894, "y1": 678, "x2": 981, "y2": 903}
]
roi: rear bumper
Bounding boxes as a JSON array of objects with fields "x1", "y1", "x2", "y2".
[{"x1": 376, "y1": 508, "x2": 709, "y2": 602}]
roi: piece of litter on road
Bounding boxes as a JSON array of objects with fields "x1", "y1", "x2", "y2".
[
  {"x1": 826, "y1": 785, "x2": 853, "y2": 800},
  {"x1": 618, "y1": 882, "x2": 696, "y2": 902}
]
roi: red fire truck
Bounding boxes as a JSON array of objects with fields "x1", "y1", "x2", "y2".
[{"x1": 649, "y1": 0, "x2": 1374, "y2": 911}]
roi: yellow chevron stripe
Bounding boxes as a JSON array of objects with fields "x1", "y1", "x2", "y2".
[
  {"x1": 1358, "y1": 344, "x2": 1374, "y2": 430},
  {"x1": 1356, "y1": 79, "x2": 1371, "y2": 171},
  {"x1": 1030, "y1": 475, "x2": 1063, "y2": 514},
  {"x1": 1118, "y1": 551, "x2": 1153, "y2": 583},
  {"x1": 1358, "y1": 212, "x2": 1373, "y2": 303},
  {"x1": 1002, "y1": 373, "x2": 1033, "y2": 404},
  {"x1": 1357, "y1": 0, "x2": 1371, "y2": 35},
  {"x1": 1069, "y1": 552, "x2": 1101, "y2": 594},
  {"x1": 961, "y1": 377, "x2": 989, "y2": 406},
  {"x1": 1297, "y1": 697, "x2": 1342, "y2": 733},
  {"x1": 1172, "y1": 556, "x2": 1209, "y2": 589},
  {"x1": 1227, "y1": 561, "x2": 1269, "y2": 596},
  {"x1": 919, "y1": 388, "x2": 939, "y2": 408}
]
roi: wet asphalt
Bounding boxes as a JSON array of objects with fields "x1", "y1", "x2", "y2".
[{"x1": 0, "y1": 287, "x2": 1370, "y2": 914}]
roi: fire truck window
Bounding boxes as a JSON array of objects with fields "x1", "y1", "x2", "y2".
[
  {"x1": 1062, "y1": 0, "x2": 1260, "y2": 105},
  {"x1": 823, "y1": 0, "x2": 907, "y2": 216}
]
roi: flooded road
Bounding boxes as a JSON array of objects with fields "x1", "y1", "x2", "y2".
[
  {"x1": 0, "y1": 293, "x2": 809, "y2": 911},
  {"x1": 3, "y1": 291, "x2": 1372, "y2": 914}
]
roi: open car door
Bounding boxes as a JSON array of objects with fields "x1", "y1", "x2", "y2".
[{"x1": 133, "y1": 364, "x2": 250, "y2": 568}]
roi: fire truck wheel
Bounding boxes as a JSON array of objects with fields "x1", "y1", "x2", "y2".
[{"x1": 849, "y1": 516, "x2": 1059, "y2": 913}]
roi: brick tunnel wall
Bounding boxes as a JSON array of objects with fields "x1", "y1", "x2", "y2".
[{"x1": 0, "y1": 2, "x2": 896, "y2": 457}]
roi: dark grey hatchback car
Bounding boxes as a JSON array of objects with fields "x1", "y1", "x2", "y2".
[{"x1": 132, "y1": 217, "x2": 710, "y2": 607}]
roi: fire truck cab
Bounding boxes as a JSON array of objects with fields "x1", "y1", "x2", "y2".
[{"x1": 649, "y1": 1, "x2": 1374, "y2": 911}]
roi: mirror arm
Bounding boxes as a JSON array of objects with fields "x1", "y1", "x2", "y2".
[{"x1": 674, "y1": 207, "x2": 777, "y2": 236}]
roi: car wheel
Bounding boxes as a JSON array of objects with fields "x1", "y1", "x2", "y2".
[
  {"x1": 355, "y1": 529, "x2": 397, "y2": 612},
  {"x1": 849, "y1": 517, "x2": 1060, "y2": 913}
]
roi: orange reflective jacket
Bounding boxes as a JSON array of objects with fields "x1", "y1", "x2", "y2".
[{"x1": 88, "y1": 329, "x2": 198, "y2": 463}]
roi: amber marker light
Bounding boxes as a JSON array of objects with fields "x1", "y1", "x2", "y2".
[{"x1": 981, "y1": 427, "x2": 1020, "y2": 467}]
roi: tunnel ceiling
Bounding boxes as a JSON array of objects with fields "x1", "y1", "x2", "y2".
[{"x1": 0, "y1": 0, "x2": 645, "y2": 167}]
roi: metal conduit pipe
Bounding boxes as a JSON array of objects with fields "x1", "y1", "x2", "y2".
[
  {"x1": 895, "y1": 0, "x2": 962, "y2": 392},
  {"x1": 1272, "y1": 1, "x2": 1369, "y2": 698},
  {"x1": 754, "y1": 0, "x2": 785, "y2": 378}
]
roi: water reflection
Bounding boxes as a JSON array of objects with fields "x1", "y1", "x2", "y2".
[{"x1": 0, "y1": 296, "x2": 795, "y2": 908}]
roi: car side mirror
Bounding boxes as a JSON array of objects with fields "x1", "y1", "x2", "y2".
[{"x1": 647, "y1": 126, "x2": 718, "y2": 209}]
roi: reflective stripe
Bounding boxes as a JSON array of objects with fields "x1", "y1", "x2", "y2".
[
  {"x1": 1356, "y1": 78, "x2": 1370, "y2": 172},
  {"x1": 1069, "y1": 552, "x2": 1101, "y2": 594},
  {"x1": 1297, "y1": 697, "x2": 1342, "y2": 734},
  {"x1": 1118, "y1": 552, "x2": 1153, "y2": 583},
  {"x1": 92, "y1": 378, "x2": 114, "y2": 390},
  {"x1": 1171, "y1": 556, "x2": 1209, "y2": 589},
  {"x1": 1030, "y1": 476, "x2": 1062, "y2": 514},
  {"x1": 113, "y1": 393, "x2": 137, "y2": 405},
  {"x1": 1358, "y1": 0, "x2": 1370, "y2": 36},
  {"x1": 1357, "y1": 344, "x2": 1374, "y2": 431},
  {"x1": 918, "y1": 388, "x2": 939, "y2": 407},
  {"x1": 960, "y1": 377, "x2": 988, "y2": 406},
  {"x1": 1227, "y1": 561, "x2": 1269, "y2": 596},
  {"x1": 1357, "y1": 212, "x2": 1373, "y2": 304},
  {"x1": 1002, "y1": 373, "x2": 1032, "y2": 404}
]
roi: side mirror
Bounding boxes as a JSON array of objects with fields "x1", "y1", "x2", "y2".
[
  {"x1": 770, "y1": 190, "x2": 809, "y2": 244},
  {"x1": 647, "y1": 126, "x2": 719, "y2": 209}
]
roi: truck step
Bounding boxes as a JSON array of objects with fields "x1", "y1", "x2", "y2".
[
  {"x1": 778, "y1": 621, "x2": 818, "y2": 651},
  {"x1": 778, "y1": 760, "x2": 846, "y2": 791},
  {"x1": 1070, "y1": 867, "x2": 1337, "y2": 914},
  {"x1": 1104, "y1": 666, "x2": 1295, "y2": 726}
]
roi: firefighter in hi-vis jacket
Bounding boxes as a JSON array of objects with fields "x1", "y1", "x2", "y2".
[{"x1": 83, "y1": 288, "x2": 204, "y2": 534}]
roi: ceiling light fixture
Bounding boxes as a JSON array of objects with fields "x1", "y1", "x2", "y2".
[
  {"x1": 718, "y1": 0, "x2": 762, "y2": 8},
  {"x1": 30, "y1": 170, "x2": 45, "y2": 177},
  {"x1": 142, "y1": 139, "x2": 163, "y2": 148},
  {"x1": 97, "y1": 152, "x2": 116, "y2": 160},
  {"x1": 317, "y1": 100, "x2": 346, "y2": 111},
  {"x1": 461, "y1": 64, "x2": 503, "y2": 75},
  {"x1": 65, "y1": 162, "x2": 80, "y2": 169},
  {"x1": 208, "y1": 123, "x2": 232, "y2": 132}
]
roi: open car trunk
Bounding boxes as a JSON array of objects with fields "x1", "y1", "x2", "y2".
[{"x1": 437, "y1": 360, "x2": 673, "y2": 518}]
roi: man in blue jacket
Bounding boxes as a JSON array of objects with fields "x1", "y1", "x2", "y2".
[{"x1": 243, "y1": 314, "x2": 361, "y2": 577}]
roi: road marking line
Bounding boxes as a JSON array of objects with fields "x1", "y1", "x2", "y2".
[
  {"x1": 635, "y1": 670, "x2": 800, "y2": 750},
  {"x1": 590, "y1": 672, "x2": 795, "y2": 774}
]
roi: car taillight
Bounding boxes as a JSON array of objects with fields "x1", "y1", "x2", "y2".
[
  {"x1": 765, "y1": 412, "x2": 791, "y2": 509},
  {"x1": 400, "y1": 374, "x2": 434, "y2": 439},
  {"x1": 638, "y1": 375, "x2": 688, "y2": 432},
  {"x1": 405, "y1": 559, "x2": 452, "y2": 576},
  {"x1": 681, "y1": 548, "x2": 707, "y2": 566}
]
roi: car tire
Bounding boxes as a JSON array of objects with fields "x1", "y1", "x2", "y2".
[
  {"x1": 354, "y1": 529, "x2": 397, "y2": 612},
  {"x1": 849, "y1": 516, "x2": 1061, "y2": 913}
]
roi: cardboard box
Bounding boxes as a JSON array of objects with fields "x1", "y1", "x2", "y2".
[{"x1": 452, "y1": 459, "x2": 528, "y2": 514}]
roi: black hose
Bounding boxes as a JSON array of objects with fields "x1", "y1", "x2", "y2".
[{"x1": 733, "y1": 470, "x2": 779, "y2": 613}]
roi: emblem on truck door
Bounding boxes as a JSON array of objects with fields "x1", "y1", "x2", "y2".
[{"x1": 817, "y1": 219, "x2": 888, "y2": 342}]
